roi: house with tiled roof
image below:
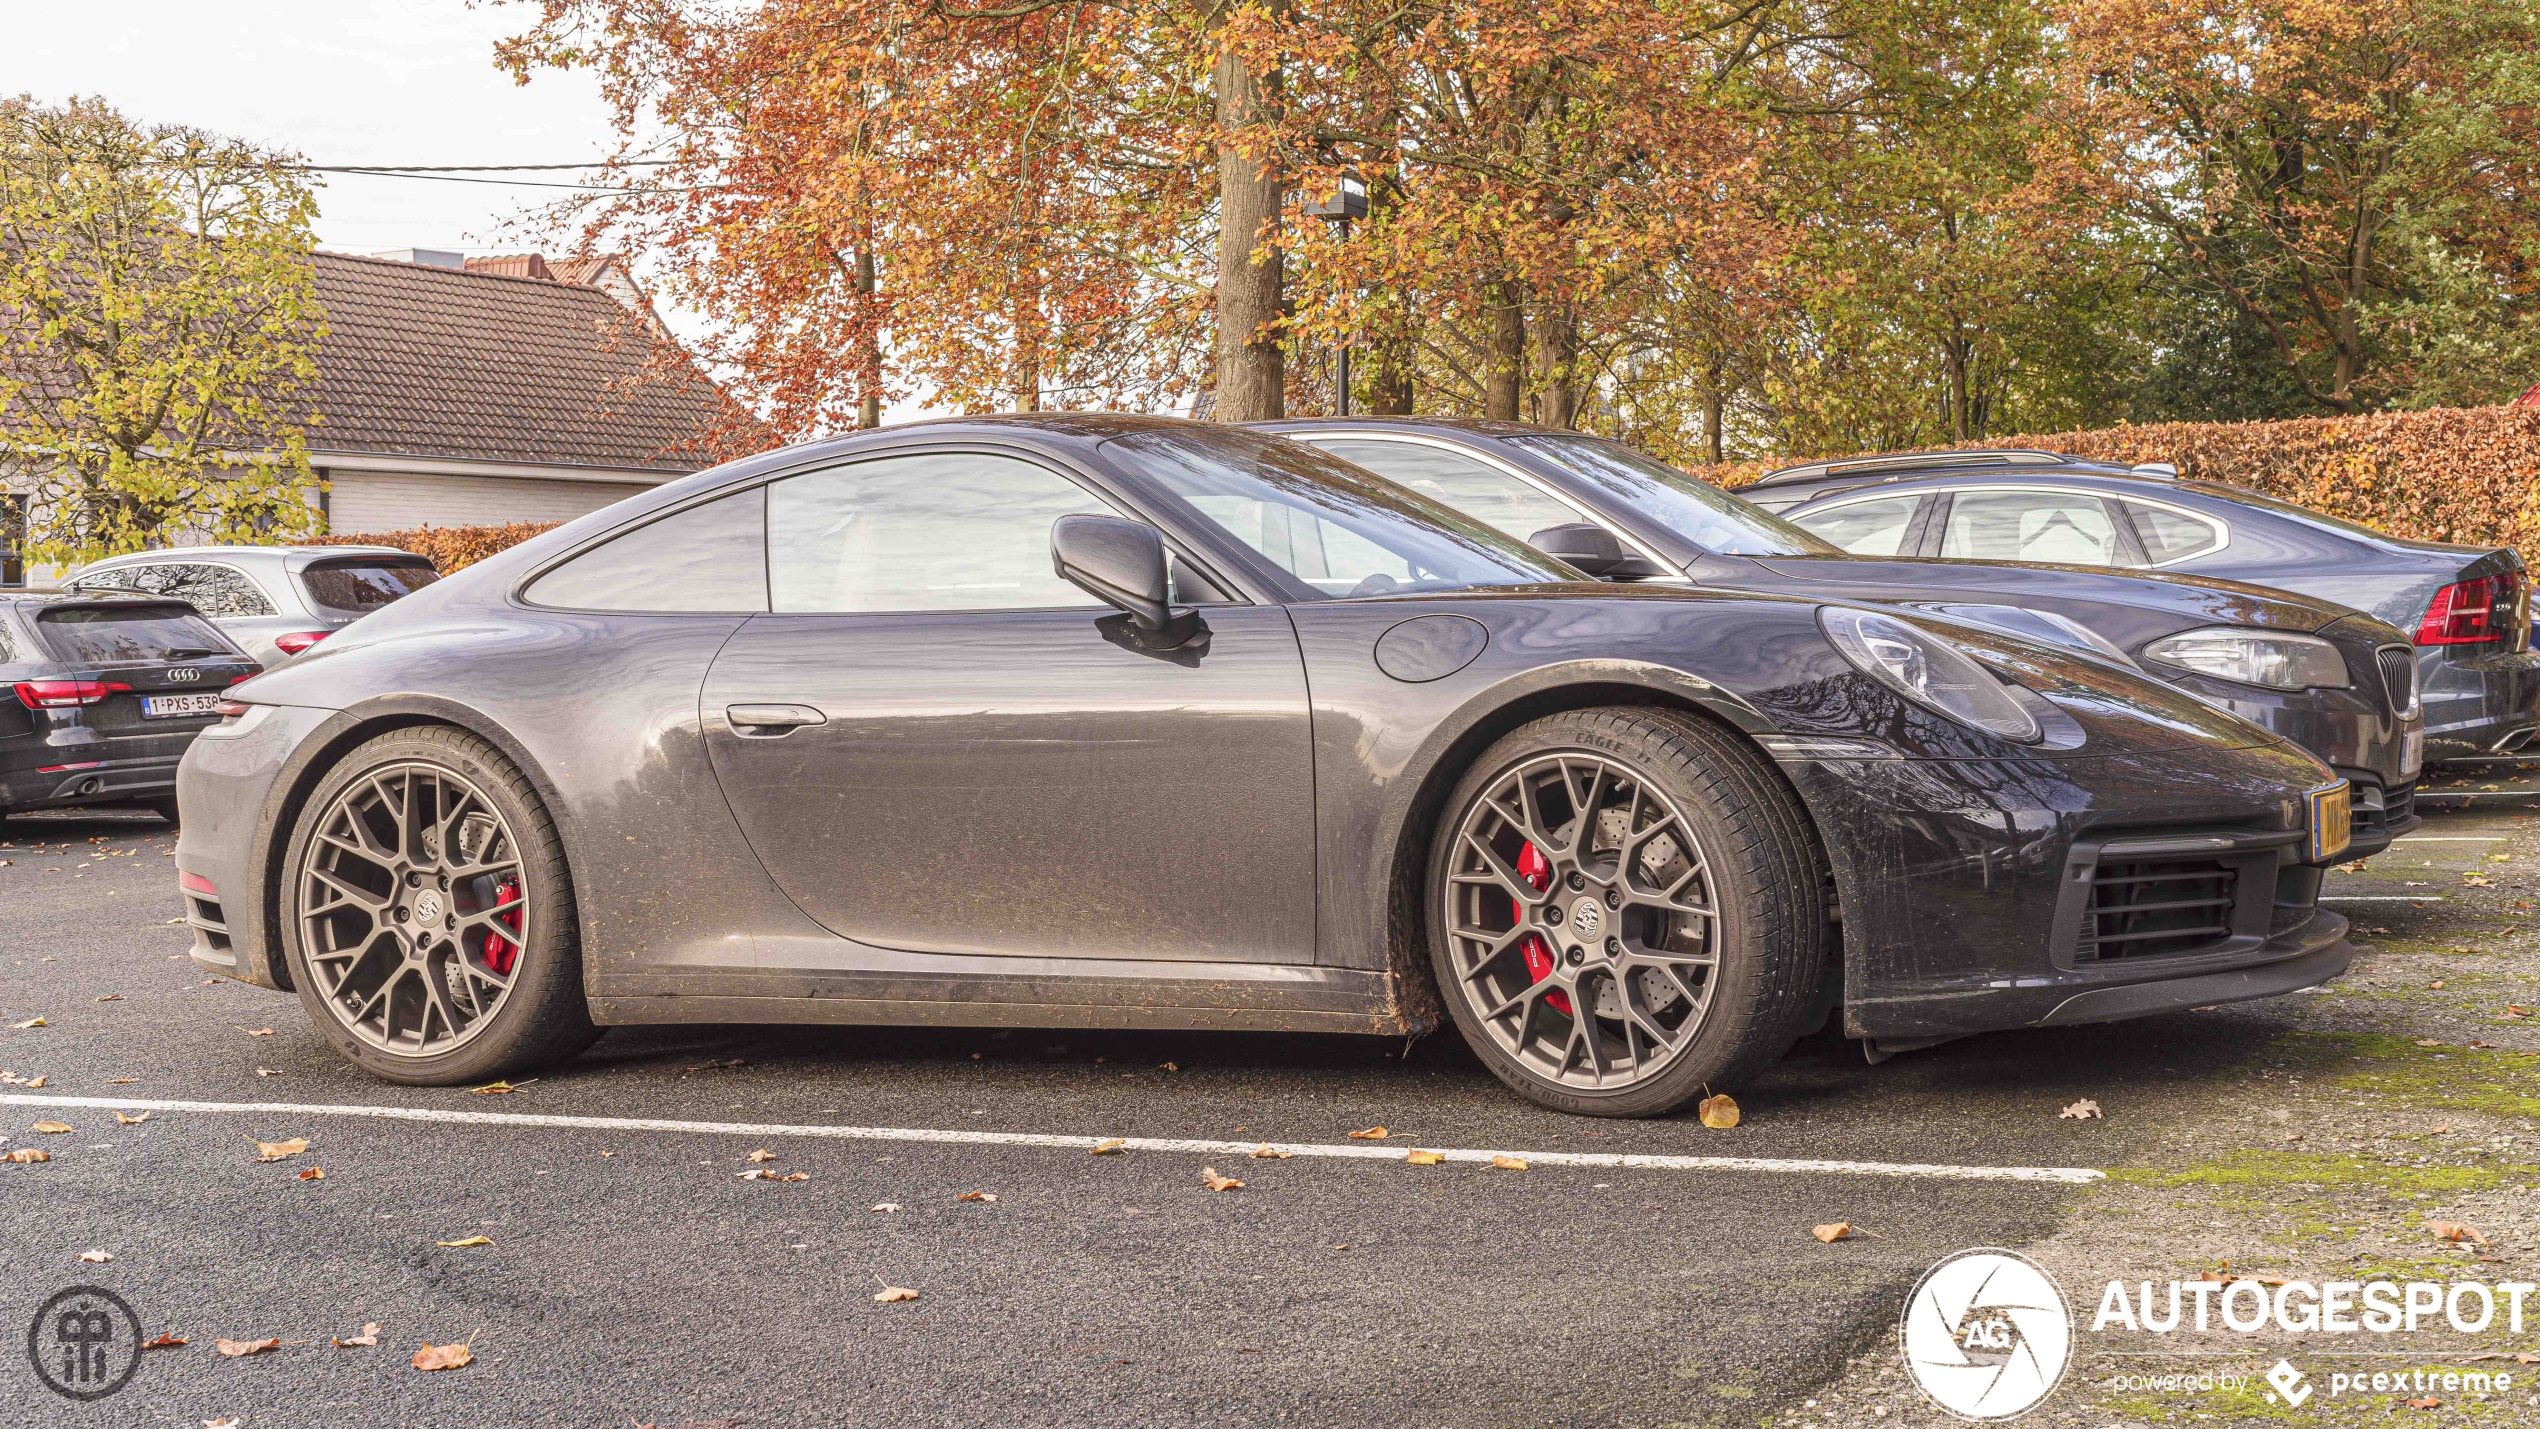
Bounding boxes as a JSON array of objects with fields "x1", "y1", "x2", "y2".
[{"x1": 3, "y1": 248, "x2": 768, "y2": 585}]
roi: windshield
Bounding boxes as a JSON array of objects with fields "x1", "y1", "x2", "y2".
[
  {"x1": 1107, "y1": 427, "x2": 1580, "y2": 597},
  {"x1": 299, "y1": 559, "x2": 441, "y2": 619},
  {"x1": 38, "y1": 604, "x2": 236, "y2": 663},
  {"x1": 1505, "y1": 435, "x2": 1840, "y2": 556}
]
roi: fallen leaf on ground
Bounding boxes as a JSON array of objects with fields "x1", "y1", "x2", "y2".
[
  {"x1": 746, "y1": 1148, "x2": 777, "y2": 1163},
  {"x1": 333, "y1": 1323, "x2": 381, "y2": 1348},
  {"x1": 240, "y1": 1027, "x2": 274, "y2": 1037},
  {"x1": 33, "y1": 1121, "x2": 71, "y2": 1133},
  {"x1": 107, "y1": 1078, "x2": 136, "y2": 1084},
  {"x1": 2427, "y1": 1220, "x2": 2489, "y2": 1245},
  {"x1": 215, "y1": 1337, "x2": 280, "y2": 1357},
  {"x1": 1201, "y1": 1166, "x2": 1244, "y2": 1191},
  {"x1": 114, "y1": 1111, "x2": 148, "y2": 1125},
  {"x1": 96, "y1": 993, "x2": 121, "y2": 1002},
  {"x1": 2060, "y1": 1099, "x2": 2104, "y2": 1120},
  {"x1": 1159, "y1": 1062, "x2": 1178, "y2": 1072},
  {"x1": 11, "y1": 1017, "x2": 44, "y2": 1029},
  {"x1": 2416, "y1": 1038, "x2": 2443, "y2": 1047},
  {"x1": 2471, "y1": 1039, "x2": 2498, "y2": 1048},
  {"x1": 2406, "y1": 1397, "x2": 2441, "y2": 1409},
  {"x1": 7, "y1": 1148, "x2": 49, "y2": 1163},
  {"x1": 2429, "y1": 980, "x2": 2447, "y2": 990},
  {"x1": 142, "y1": 1333, "x2": 184, "y2": 1349},
  {"x1": 739, "y1": 1168, "x2": 808, "y2": 1181},
  {"x1": 1405, "y1": 1149, "x2": 1446, "y2": 1165},
  {"x1": 1249, "y1": 1144, "x2": 1292, "y2": 1159},
  {"x1": 1813, "y1": 1223, "x2": 1855, "y2": 1243},
  {"x1": 2430, "y1": 1122, "x2": 2451, "y2": 1135},
  {"x1": 1490, "y1": 1154, "x2": 1529, "y2": 1170},
  {"x1": 468, "y1": 1081, "x2": 514, "y2": 1095},
  {"x1": 2284, "y1": 1133, "x2": 2304, "y2": 1142},
  {"x1": 957, "y1": 1190, "x2": 997, "y2": 1202},
  {"x1": 78, "y1": 1249, "x2": 111, "y2": 1262},
  {"x1": 205, "y1": 1419, "x2": 238, "y2": 1428},
  {"x1": 1698, "y1": 1093, "x2": 1741, "y2": 1129},
  {"x1": 874, "y1": 1285, "x2": 920, "y2": 1303},
  {"x1": 298, "y1": 1167, "x2": 324, "y2": 1181},
  {"x1": 2509, "y1": 1006, "x2": 2533, "y2": 1018},
  {"x1": 256, "y1": 1068, "x2": 279, "y2": 1077},
  {"x1": 412, "y1": 1339, "x2": 473, "y2": 1371},
  {"x1": 21, "y1": 1075, "x2": 42, "y2": 1087},
  {"x1": 1348, "y1": 1126, "x2": 1388, "y2": 1140},
  {"x1": 252, "y1": 1137, "x2": 308, "y2": 1161},
  {"x1": 1090, "y1": 1138, "x2": 1127, "y2": 1155},
  {"x1": 435, "y1": 1236, "x2": 493, "y2": 1248},
  {"x1": 867, "y1": 1202, "x2": 901, "y2": 1213}
]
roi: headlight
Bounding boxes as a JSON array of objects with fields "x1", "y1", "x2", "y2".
[
  {"x1": 2141, "y1": 628, "x2": 2350, "y2": 691},
  {"x1": 1819, "y1": 607, "x2": 2042, "y2": 742}
]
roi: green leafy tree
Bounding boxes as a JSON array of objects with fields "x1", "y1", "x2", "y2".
[{"x1": 0, "y1": 96, "x2": 323, "y2": 566}]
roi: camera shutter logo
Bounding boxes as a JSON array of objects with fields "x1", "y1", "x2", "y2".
[
  {"x1": 25, "y1": 1285, "x2": 144, "y2": 1401},
  {"x1": 1900, "y1": 1249, "x2": 2072, "y2": 1420}
]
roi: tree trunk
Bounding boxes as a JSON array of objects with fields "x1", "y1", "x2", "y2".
[
  {"x1": 1531, "y1": 301, "x2": 1579, "y2": 429},
  {"x1": 1942, "y1": 333, "x2": 1970, "y2": 443},
  {"x1": 1211, "y1": 18, "x2": 1283, "y2": 422},
  {"x1": 1483, "y1": 277, "x2": 1525, "y2": 421},
  {"x1": 856, "y1": 242, "x2": 882, "y2": 429},
  {"x1": 1368, "y1": 338, "x2": 1414, "y2": 414},
  {"x1": 1701, "y1": 354, "x2": 1725, "y2": 464}
]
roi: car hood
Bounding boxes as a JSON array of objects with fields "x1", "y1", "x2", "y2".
[{"x1": 1747, "y1": 555, "x2": 2352, "y2": 648}]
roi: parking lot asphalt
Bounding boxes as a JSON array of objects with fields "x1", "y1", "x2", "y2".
[{"x1": 1, "y1": 791, "x2": 2531, "y2": 1429}]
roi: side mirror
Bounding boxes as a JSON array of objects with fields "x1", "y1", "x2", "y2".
[
  {"x1": 1053, "y1": 515, "x2": 1201, "y2": 646},
  {"x1": 1528, "y1": 522, "x2": 1664, "y2": 580}
]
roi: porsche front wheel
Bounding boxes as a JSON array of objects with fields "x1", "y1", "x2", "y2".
[
  {"x1": 1428, "y1": 709, "x2": 1827, "y2": 1118},
  {"x1": 280, "y1": 726, "x2": 598, "y2": 1085}
]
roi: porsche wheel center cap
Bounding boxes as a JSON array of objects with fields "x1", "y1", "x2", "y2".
[
  {"x1": 413, "y1": 889, "x2": 444, "y2": 924},
  {"x1": 1568, "y1": 898, "x2": 1604, "y2": 943}
]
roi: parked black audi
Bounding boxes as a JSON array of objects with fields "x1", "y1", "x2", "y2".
[
  {"x1": 2, "y1": 594, "x2": 261, "y2": 823},
  {"x1": 1743, "y1": 449, "x2": 2537, "y2": 764},
  {"x1": 1257, "y1": 418, "x2": 2423, "y2": 857},
  {"x1": 180, "y1": 416, "x2": 2354, "y2": 1116}
]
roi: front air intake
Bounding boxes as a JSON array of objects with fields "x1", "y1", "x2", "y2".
[{"x1": 2077, "y1": 858, "x2": 2240, "y2": 961}]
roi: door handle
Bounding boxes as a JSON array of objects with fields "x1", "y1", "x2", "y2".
[{"x1": 725, "y1": 703, "x2": 827, "y2": 736}]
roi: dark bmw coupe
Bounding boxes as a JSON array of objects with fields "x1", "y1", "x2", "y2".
[
  {"x1": 1744, "y1": 449, "x2": 2537, "y2": 765},
  {"x1": 179, "y1": 417, "x2": 2357, "y2": 1116},
  {"x1": 1257, "y1": 418, "x2": 2423, "y2": 857}
]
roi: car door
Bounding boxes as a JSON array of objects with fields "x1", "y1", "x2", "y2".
[{"x1": 700, "y1": 446, "x2": 1320, "y2": 965}]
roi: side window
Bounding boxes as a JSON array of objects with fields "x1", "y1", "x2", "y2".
[
  {"x1": 154, "y1": 564, "x2": 274, "y2": 618},
  {"x1": 767, "y1": 452, "x2": 1123, "y2": 613},
  {"x1": 1788, "y1": 496, "x2": 1923, "y2": 556},
  {"x1": 524, "y1": 487, "x2": 770, "y2": 612},
  {"x1": 1305, "y1": 438, "x2": 1588, "y2": 544},
  {"x1": 1939, "y1": 490, "x2": 2141, "y2": 567},
  {"x1": 2124, "y1": 501, "x2": 2222, "y2": 563}
]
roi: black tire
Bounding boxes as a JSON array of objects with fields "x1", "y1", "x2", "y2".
[
  {"x1": 279, "y1": 726, "x2": 599, "y2": 1085},
  {"x1": 1425, "y1": 708, "x2": 1827, "y2": 1118}
]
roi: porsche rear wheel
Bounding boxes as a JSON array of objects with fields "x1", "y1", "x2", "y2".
[
  {"x1": 281, "y1": 727, "x2": 598, "y2": 1085},
  {"x1": 1428, "y1": 709, "x2": 1826, "y2": 1118}
]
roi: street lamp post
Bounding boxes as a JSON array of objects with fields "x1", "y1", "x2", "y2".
[{"x1": 1304, "y1": 172, "x2": 1369, "y2": 417}]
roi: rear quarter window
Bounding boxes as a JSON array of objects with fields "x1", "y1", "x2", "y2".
[
  {"x1": 36, "y1": 605, "x2": 236, "y2": 663},
  {"x1": 300, "y1": 560, "x2": 442, "y2": 619}
]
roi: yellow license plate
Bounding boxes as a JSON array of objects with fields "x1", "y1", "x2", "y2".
[{"x1": 2308, "y1": 783, "x2": 2352, "y2": 863}]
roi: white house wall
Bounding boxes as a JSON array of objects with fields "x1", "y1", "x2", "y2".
[{"x1": 325, "y1": 468, "x2": 660, "y2": 534}]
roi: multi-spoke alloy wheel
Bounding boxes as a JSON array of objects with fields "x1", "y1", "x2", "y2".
[
  {"x1": 298, "y1": 761, "x2": 529, "y2": 1057},
  {"x1": 1443, "y1": 752, "x2": 1716, "y2": 1089},
  {"x1": 1428, "y1": 709, "x2": 1827, "y2": 1117},
  {"x1": 283, "y1": 727, "x2": 597, "y2": 1085}
]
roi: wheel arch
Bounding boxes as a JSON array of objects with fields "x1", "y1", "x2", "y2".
[
  {"x1": 247, "y1": 696, "x2": 581, "y2": 994},
  {"x1": 1371, "y1": 663, "x2": 1830, "y2": 1036}
]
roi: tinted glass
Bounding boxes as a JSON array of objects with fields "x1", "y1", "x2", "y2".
[
  {"x1": 769, "y1": 452, "x2": 1120, "y2": 613},
  {"x1": 1939, "y1": 490, "x2": 2141, "y2": 566},
  {"x1": 2124, "y1": 502, "x2": 2222, "y2": 562},
  {"x1": 1107, "y1": 427, "x2": 1576, "y2": 597},
  {"x1": 525, "y1": 487, "x2": 769, "y2": 612},
  {"x1": 1790, "y1": 495, "x2": 1921, "y2": 556},
  {"x1": 75, "y1": 562, "x2": 274, "y2": 617},
  {"x1": 1303, "y1": 438, "x2": 1588, "y2": 544},
  {"x1": 1503, "y1": 436, "x2": 1838, "y2": 556},
  {"x1": 38, "y1": 605, "x2": 235, "y2": 663},
  {"x1": 300, "y1": 560, "x2": 442, "y2": 618}
]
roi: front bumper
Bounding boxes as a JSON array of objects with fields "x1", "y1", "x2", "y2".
[{"x1": 173, "y1": 702, "x2": 342, "y2": 987}]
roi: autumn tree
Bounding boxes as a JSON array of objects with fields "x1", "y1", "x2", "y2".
[{"x1": 0, "y1": 97, "x2": 323, "y2": 566}]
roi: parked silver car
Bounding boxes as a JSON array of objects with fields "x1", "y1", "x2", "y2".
[{"x1": 63, "y1": 545, "x2": 442, "y2": 667}]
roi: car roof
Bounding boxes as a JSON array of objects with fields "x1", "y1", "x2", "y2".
[
  {"x1": 1748, "y1": 449, "x2": 2148, "y2": 489},
  {"x1": 77, "y1": 544, "x2": 416, "y2": 566}
]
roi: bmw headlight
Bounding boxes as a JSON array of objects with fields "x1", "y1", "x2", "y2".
[
  {"x1": 1819, "y1": 607, "x2": 2042, "y2": 742},
  {"x1": 2141, "y1": 629, "x2": 2350, "y2": 691}
]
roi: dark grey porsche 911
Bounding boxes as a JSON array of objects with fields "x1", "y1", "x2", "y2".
[{"x1": 177, "y1": 416, "x2": 2358, "y2": 1116}]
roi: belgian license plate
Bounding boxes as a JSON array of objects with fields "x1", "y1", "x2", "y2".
[
  {"x1": 2308, "y1": 783, "x2": 2353, "y2": 863},
  {"x1": 142, "y1": 692, "x2": 224, "y2": 719},
  {"x1": 2401, "y1": 726, "x2": 2425, "y2": 779}
]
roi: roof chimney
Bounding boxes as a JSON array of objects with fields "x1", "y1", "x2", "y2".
[{"x1": 372, "y1": 248, "x2": 466, "y2": 270}]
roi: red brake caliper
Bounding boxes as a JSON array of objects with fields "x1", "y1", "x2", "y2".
[
  {"x1": 1514, "y1": 842, "x2": 1573, "y2": 1015},
  {"x1": 482, "y1": 880, "x2": 523, "y2": 976}
]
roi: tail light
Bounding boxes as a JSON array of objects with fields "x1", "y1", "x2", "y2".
[
  {"x1": 273, "y1": 631, "x2": 329, "y2": 656},
  {"x1": 2416, "y1": 573, "x2": 2529, "y2": 647},
  {"x1": 212, "y1": 699, "x2": 253, "y2": 720},
  {"x1": 13, "y1": 678, "x2": 132, "y2": 709}
]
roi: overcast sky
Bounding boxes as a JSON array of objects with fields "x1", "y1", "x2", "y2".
[{"x1": 5, "y1": 0, "x2": 615, "y2": 257}]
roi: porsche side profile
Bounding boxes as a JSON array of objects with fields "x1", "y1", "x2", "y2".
[{"x1": 177, "y1": 416, "x2": 2356, "y2": 1116}]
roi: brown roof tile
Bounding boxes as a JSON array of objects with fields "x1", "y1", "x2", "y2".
[{"x1": 309, "y1": 251, "x2": 769, "y2": 472}]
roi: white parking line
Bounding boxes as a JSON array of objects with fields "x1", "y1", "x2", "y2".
[
  {"x1": 2393, "y1": 837, "x2": 2502, "y2": 842},
  {"x1": 2324, "y1": 895, "x2": 2448, "y2": 902},
  {"x1": 0, "y1": 1093, "x2": 2104, "y2": 1184}
]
